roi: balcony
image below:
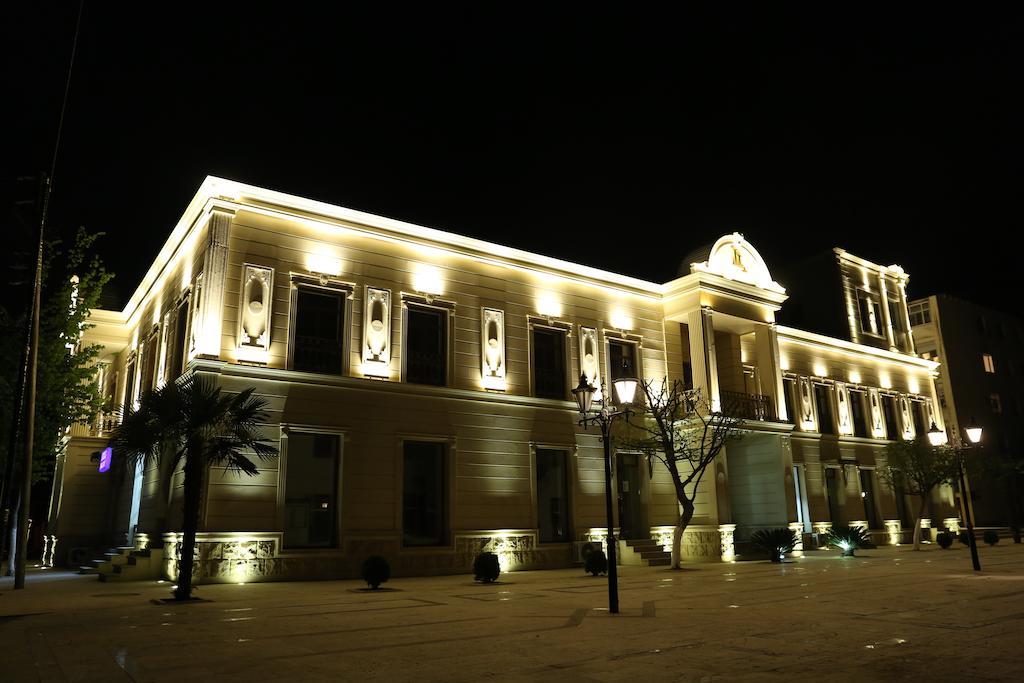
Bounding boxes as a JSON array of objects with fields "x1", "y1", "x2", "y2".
[{"x1": 720, "y1": 390, "x2": 777, "y2": 422}]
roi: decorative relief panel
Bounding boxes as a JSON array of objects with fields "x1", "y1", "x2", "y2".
[
  {"x1": 481, "y1": 308, "x2": 506, "y2": 390},
  {"x1": 362, "y1": 286, "x2": 391, "y2": 377},
  {"x1": 798, "y1": 376, "x2": 815, "y2": 430},
  {"x1": 835, "y1": 382, "x2": 851, "y2": 434},
  {"x1": 899, "y1": 395, "x2": 914, "y2": 438},
  {"x1": 237, "y1": 265, "x2": 274, "y2": 351},
  {"x1": 188, "y1": 273, "x2": 203, "y2": 359},
  {"x1": 868, "y1": 387, "x2": 885, "y2": 437},
  {"x1": 579, "y1": 326, "x2": 603, "y2": 400}
]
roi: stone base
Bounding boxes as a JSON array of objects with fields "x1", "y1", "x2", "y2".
[{"x1": 158, "y1": 530, "x2": 569, "y2": 583}]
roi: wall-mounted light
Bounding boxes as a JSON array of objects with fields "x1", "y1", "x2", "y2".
[
  {"x1": 609, "y1": 309, "x2": 633, "y2": 331},
  {"x1": 412, "y1": 263, "x2": 444, "y2": 298},
  {"x1": 306, "y1": 251, "x2": 342, "y2": 277},
  {"x1": 536, "y1": 292, "x2": 562, "y2": 318}
]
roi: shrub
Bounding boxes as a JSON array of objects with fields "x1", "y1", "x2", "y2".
[
  {"x1": 750, "y1": 527, "x2": 798, "y2": 563},
  {"x1": 983, "y1": 530, "x2": 1000, "y2": 546},
  {"x1": 361, "y1": 555, "x2": 390, "y2": 589},
  {"x1": 936, "y1": 531, "x2": 953, "y2": 549},
  {"x1": 474, "y1": 552, "x2": 501, "y2": 583},
  {"x1": 825, "y1": 526, "x2": 871, "y2": 557},
  {"x1": 585, "y1": 549, "x2": 608, "y2": 576},
  {"x1": 958, "y1": 530, "x2": 971, "y2": 546}
]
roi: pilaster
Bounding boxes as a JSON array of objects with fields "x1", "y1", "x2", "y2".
[
  {"x1": 686, "y1": 307, "x2": 720, "y2": 410},
  {"x1": 196, "y1": 207, "x2": 233, "y2": 358}
]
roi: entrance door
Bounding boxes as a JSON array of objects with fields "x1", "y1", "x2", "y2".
[
  {"x1": 616, "y1": 453, "x2": 644, "y2": 539},
  {"x1": 127, "y1": 459, "x2": 144, "y2": 544},
  {"x1": 825, "y1": 467, "x2": 842, "y2": 524}
]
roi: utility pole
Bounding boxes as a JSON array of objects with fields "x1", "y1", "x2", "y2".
[{"x1": 13, "y1": 0, "x2": 84, "y2": 589}]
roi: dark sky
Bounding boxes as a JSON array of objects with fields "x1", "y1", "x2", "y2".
[{"x1": 6, "y1": 4, "x2": 1022, "y2": 315}]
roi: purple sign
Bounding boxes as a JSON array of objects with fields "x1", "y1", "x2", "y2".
[{"x1": 98, "y1": 447, "x2": 112, "y2": 473}]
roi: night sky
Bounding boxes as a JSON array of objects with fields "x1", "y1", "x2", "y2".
[{"x1": 6, "y1": 4, "x2": 1022, "y2": 316}]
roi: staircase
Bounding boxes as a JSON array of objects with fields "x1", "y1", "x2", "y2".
[
  {"x1": 619, "y1": 538, "x2": 671, "y2": 567},
  {"x1": 79, "y1": 546, "x2": 164, "y2": 582}
]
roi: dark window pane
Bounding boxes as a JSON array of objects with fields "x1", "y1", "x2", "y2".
[
  {"x1": 406, "y1": 306, "x2": 447, "y2": 386},
  {"x1": 860, "y1": 470, "x2": 880, "y2": 529},
  {"x1": 825, "y1": 468, "x2": 842, "y2": 524},
  {"x1": 123, "y1": 361, "x2": 135, "y2": 410},
  {"x1": 882, "y1": 395, "x2": 899, "y2": 439},
  {"x1": 782, "y1": 379, "x2": 795, "y2": 423},
  {"x1": 294, "y1": 289, "x2": 344, "y2": 374},
  {"x1": 170, "y1": 299, "x2": 189, "y2": 381},
  {"x1": 532, "y1": 327, "x2": 566, "y2": 399},
  {"x1": 536, "y1": 449, "x2": 570, "y2": 543},
  {"x1": 911, "y1": 401, "x2": 926, "y2": 436},
  {"x1": 814, "y1": 385, "x2": 834, "y2": 434},
  {"x1": 609, "y1": 341, "x2": 637, "y2": 381},
  {"x1": 284, "y1": 433, "x2": 339, "y2": 548},
  {"x1": 849, "y1": 391, "x2": 868, "y2": 438},
  {"x1": 403, "y1": 441, "x2": 446, "y2": 546}
]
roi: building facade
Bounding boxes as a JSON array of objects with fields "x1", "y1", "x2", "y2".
[
  {"x1": 909, "y1": 295, "x2": 1024, "y2": 530},
  {"x1": 45, "y1": 178, "x2": 956, "y2": 582}
]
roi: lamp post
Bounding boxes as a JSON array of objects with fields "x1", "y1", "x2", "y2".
[
  {"x1": 929, "y1": 421, "x2": 981, "y2": 571},
  {"x1": 571, "y1": 371, "x2": 638, "y2": 615}
]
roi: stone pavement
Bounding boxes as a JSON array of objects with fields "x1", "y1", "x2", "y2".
[{"x1": 2, "y1": 544, "x2": 1023, "y2": 682}]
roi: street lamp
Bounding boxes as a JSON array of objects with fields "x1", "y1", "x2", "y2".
[
  {"x1": 930, "y1": 420, "x2": 982, "y2": 571},
  {"x1": 571, "y1": 369, "x2": 638, "y2": 615}
]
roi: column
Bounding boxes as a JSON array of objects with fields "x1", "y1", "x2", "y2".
[
  {"x1": 686, "y1": 307, "x2": 720, "y2": 410},
  {"x1": 878, "y1": 270, "x2": 897, "y2": 351},
  {"x1": 754, "y1": 322, "x2": 786, "y2": 421},
  {"x1": 196, "y1": 207, "x2": 233, "y2": 358}
]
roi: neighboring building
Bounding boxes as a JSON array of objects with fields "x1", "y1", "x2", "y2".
[
  {"x1": 910, "y1": 295, "x2": 1024, "y2": 529},
  {"x1": 44, "y1": 178, "x2": 954, "y2": 582}
]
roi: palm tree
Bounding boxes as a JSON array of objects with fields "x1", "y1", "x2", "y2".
[{"x1": 110, "y1": 374, "x2": 278, "y2": 600}]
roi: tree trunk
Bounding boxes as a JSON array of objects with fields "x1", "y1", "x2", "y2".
[
  {"x1": 671, "y1": 498, "x2": 695, "y2": 569},
  {"x1": 175, "y1": 456, "x2": 204, "y2": 601},
  {"x1": 912, "y1": 495, "x2": 928, "y2": 551}
]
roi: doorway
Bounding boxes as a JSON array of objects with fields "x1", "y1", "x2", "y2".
[{"x1": 616, "y1": 453, "x2": 644, "y2": 539}]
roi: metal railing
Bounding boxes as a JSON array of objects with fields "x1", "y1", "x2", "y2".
[{"x1": 720, "y1": 390, "x2": 776, "y2": 422}]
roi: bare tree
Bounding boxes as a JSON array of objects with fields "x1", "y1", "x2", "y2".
[
  {"x1": 878, "y1": 438, "x2": 960, "y2": 550},
  {"x1": 622, "y1": 379, "x2": 743, "y2": 569}
]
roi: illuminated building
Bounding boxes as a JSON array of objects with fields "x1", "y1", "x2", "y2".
[{"x1": 44, "y1": 178, "x2": 956, "y2": 580}]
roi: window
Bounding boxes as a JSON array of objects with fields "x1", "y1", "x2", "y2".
[
  {"x1": 140, "y1": 335, "x2": 158, "y2": 394},
  {"x1": 403, "y1": 441, "x2": 446, "y2": 547},
  {"x1": 911, "y1": 400, "x2": 927, "y2": 435},
  {"x1": 782, "y1": 378, "x2": 796, "y2": 423},
  {"x1": 856, "y1": 290, "x2": 882, "y2": 336},
  {"x1": 888, "y1": 298, "x2": 904, "y2": 332},
  {"x1": 990, "y1": 393, "x2": 1002, "y2": 414},
  {"x1": 814, "y1": 384, "x2": 834, "y2": 435},
  {"x1": 535, "y1": 448, "x2": 570, "y2": 543},
  {"x1": 849, "y1": 390, "x2": 869, "y2": 438},
  {"x1": 608, "y1": 339, "x2": 638, "y2": 383},
  {"x1": 293, "y1": 287, "x2": 345, "y2": 374},
  {"x1": 169, "y1": 297, "x2": 189, "y2": 381},
  {"x1": 908, "y1": 301, "x2": 931, "y2": 326},
  {"x1": 983, "y1": 354, "x2": 995, "y2": 374},
  {"x1": 881, "y1": 394, "x2": 899, "y2": 439},
  {"x1": 531, "y1": 326, "x2": 567, "y2": 399},
  {"x1": 682, "y1": 361, "x2": 693, "y2": 391},
  {"x1": 859, "y1": 470, "x2": 880, "y2": 529},
  {"x1": 825, "y1": 468, "x2": 842, "y2": 523},
  {"x1": 123, "y1": 359, "x2": 136, "y2": 410},
  {"x1": 405, "y1": 305, "x2": 448, "y2": 386},
  {"x1": 283, "y1": 433, "x2": 340, "y2": 548}
]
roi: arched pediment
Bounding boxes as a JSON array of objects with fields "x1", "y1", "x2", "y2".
[{"x1": 690, "y1": 232, "x2": 785, "y2": 293}]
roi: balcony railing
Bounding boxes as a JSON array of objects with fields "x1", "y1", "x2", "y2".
[{"x1": 720, "y1": 390, "x2": 776, "y2": 422}]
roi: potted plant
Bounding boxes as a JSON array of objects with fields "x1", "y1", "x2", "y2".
[
  {"x1": 936, "y1": 531, "x2": 953, "y2": 549},
  {"x1": 584, "y1": 549, "x2": 608, "y2": 576},
  {"x1": 825, "y1": 526, "x2": 871, "y2": 557},
  {"x1": 750, "y1": 528, "x2": 798, "y2": 563},
  {"x1": 983, "y1": 530, "x2": 1000, "y2": 546}
]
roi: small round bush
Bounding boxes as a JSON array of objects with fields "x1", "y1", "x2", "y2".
[
  {"x1": 936, "y1": 531, "x2": 953, "y2": 549},
  {"x1": 983, "y1": 530, "x2": 999, "y2": 546},
  {"x1": 585, "y1": 549, "x2": 608, "y2": 576},
  {"x1": 750, "y1": 527, "x2": 798, "y2": 563},
  {"x1": 473, "y1": 551, "x2": 501, "y2": 583},
  {"x1": 958, "y1": 530, "x2": 971, "y2": 546},
  {"x1": 361, "y1": 555, "x2": 390, "y2": 589}
]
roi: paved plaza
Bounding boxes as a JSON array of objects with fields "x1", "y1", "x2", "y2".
[{"x1": 2, "y1": 544, "x2": 1023, "y2": 682}]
